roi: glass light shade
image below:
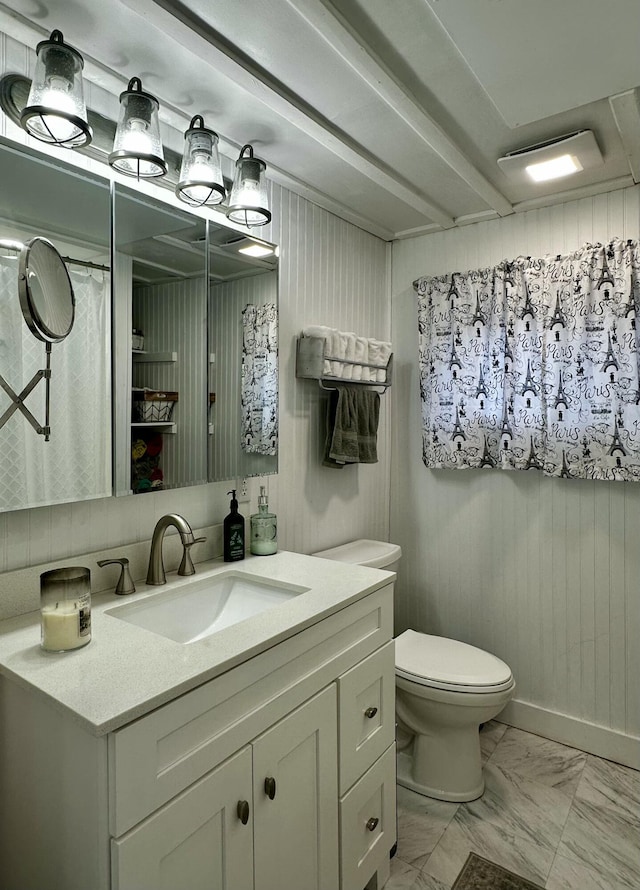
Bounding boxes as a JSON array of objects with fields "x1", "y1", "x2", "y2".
[
  {"x1": 20, "y1": 30, "x2": 92, "y2": 148},
  {"x1": 176, "y1": 115, "x2": 225, "y2": 206},
  {"x1": 226, "y1": 144, "x2": 271, "y2": 226},
  {"x1": 108, "y1": 77, "x2": 166, "y2": 179}
]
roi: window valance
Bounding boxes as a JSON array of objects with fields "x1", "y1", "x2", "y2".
[{"x1": 414, "y1": 239, "x2": 640, "y2": 481}]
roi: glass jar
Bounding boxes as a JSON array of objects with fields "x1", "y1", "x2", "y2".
[{"x1": 40, "y1": 566, "x2": 91, "y2": 652}]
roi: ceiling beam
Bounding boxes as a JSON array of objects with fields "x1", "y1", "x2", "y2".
[
  {"x1": 121, "y1": 0, "x2": 455, "y2": 229},
  {"x1": 285, "y1": 0, "x2": 513, "y2": 218},
  {"x1": 609, "y1": 89, "x2": 640, "y2": 184}
]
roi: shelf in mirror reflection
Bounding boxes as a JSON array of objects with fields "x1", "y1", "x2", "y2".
[{"x1": 131, "y1": 422, "x2": 176, "y2": 434}]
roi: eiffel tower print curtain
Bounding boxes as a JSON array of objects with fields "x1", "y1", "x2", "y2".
[{"x1": 414, "y1": 238, "x2": 640, "y2": 481}]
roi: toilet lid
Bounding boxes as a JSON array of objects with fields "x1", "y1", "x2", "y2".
[{"x1": 395, "y1": 629, "x2": 514, "y2": 693}]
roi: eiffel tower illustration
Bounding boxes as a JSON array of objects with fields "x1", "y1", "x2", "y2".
[
  {"x1": 526, "y1": 437, "x2": 543, "y2": 470},
  {"x1": 448, "y1": 338, "x2": 462, "y2": 371},
  {"x1": 623, "y1": 285, "x2": 636, "y2": 317},
  {"x1": 471, "y1": 291, "x2": 486, "y2": 327},
  {"x1": 500, "y1": 403, "x2": 513, "y2": 439},
  {"x1": 596, "y1": 250, "x2": 615, "y2": 290},
  {"x1": 520, "y1": 277, "x2": 536, "y2": 320},
  {"x1": 521, "y1": 359, "x2": 539, "y2": 396},
  {"x1": 475, "y1": 364, "x2": 488, "y2": 398},
  {"x1": 554, "y1": 371, "x2": 568, "y2": 409},
  {"x1": 447, "y1": 274, "x2": 462, "y2": 302},
  {"x1": 479, "y1": 435, "x2": 496, "y2": 468},
  {"x1": 608, "y1": 418, "x2": 626, "y2": 457},
  {"x1": 549, "y1": 294, "x2": 567, "y2": 329},
  {"x1": 451, "y1": 406, "x2": 466, "y2": 441},
  {"x1": 503, "y1": 263, "x2": 515, "y2": 288},
  {"x1": 560, "y1": 450, "x2": 572, "y2": 478},
  {"x1": 600, "y1": 332, "x2": 619, "y2": 372}
]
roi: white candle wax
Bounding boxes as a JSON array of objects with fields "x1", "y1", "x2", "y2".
[{"x1": 41, "y1": 604, "x2": 90, "y2": 652}]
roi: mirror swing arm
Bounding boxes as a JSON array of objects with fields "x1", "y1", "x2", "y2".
[{"x1": 0, "y1": 236, "x2": 75, "y2": 441}]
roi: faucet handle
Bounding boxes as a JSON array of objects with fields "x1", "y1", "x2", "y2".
[
  {"x1": 178, "y1": 537, "x2": 206, "y2": 577},
  {"x1": 97, "y1": 558, "x2": 136, "y2": 595}
]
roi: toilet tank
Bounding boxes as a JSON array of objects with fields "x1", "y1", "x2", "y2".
[{"x1": 311, "y1": 539, "x2": 402, "y2": 573}]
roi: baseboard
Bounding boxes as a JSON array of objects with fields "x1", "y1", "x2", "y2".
[{"x1": 498, "y1": 699, "x2": 640, "y2": 771}]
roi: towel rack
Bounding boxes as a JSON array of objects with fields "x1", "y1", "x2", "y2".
[{"x1": 295, "y1": 335, "x2": 392, "y2": 391}]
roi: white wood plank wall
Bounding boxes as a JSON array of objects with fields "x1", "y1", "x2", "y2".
[
  {"x1": 133, "y1": 279, "x2": 208, "y2": 490},
  {"x1": 391, "y1": 186, "x2": 640, "y2": 749}
]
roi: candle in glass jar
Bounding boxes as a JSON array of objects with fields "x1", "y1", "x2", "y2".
[{"x1": 40, "y1": 567, "x2": 91, "y2": 653}]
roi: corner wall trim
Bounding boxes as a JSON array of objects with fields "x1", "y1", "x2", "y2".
[{"x1": 498, "y1": 699, "x2": 640, "y2": 771}]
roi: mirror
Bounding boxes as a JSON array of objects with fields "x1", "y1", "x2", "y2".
[
  {"x1": 0, "y1": 138, "x2": 111, "y2": 511},
  {"x1": 208, "y1": 226, "x2": 278, "y2": 481},
  {"x1": 0, "y1": 135, "x2": 278, "y2": 511},
  {"x1": 113, "y1": 183, "x2": 208, "y2": 495},
  {"x1": 18, "y1": 237, "x2": 75, "y2": 342}
]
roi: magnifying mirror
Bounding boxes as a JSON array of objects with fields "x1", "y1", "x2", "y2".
[{"x1": 18, "y1": 236, "x2": 75, "y2": 342}]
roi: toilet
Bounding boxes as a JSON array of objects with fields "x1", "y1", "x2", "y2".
[{"x1": 311, "y1": 539, "x2": 515, "y2": 802}]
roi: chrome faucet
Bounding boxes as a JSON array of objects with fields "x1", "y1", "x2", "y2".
[{"x1": 146, "y1": 513, "x2": 206, "y2": 585}]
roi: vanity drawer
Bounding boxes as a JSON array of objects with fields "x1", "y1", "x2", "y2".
[
  {"x1": 339, "y1": 744, "x2": 396, "y2": 890},
  {"x1": 109, "y1": 586, "x2": 393, "y2": 836},
  {"x1": 338, "y1": 640, "x2": 395, "y2": 794}
]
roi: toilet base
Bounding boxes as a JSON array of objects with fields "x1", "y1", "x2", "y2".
[{"x1": 396, "y1": 750, "x2": 485, "y2": 802}]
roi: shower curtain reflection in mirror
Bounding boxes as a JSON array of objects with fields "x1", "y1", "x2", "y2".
[{"x1": 0, "y1": 255, "x2": 111, "y2": 510}]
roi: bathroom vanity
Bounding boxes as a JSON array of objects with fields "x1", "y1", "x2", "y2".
[{"x1": 0, "y1": 552, "x2": 396, "y2": 890}]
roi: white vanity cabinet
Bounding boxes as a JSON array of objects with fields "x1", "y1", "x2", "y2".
[{"x1": 0, "y1": 582, "x2": 395, "y2": 890}]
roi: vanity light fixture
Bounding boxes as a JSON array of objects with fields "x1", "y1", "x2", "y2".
[
  {"x1": 20, "y1": 30, "x2": 92, "y2": 148},
  {"x1": 497, "y1": 130, "x2": 603, "y2": 185},
  {"x1": 226, "y1": 144, "x2": 271, "y2": 227},
  {"x1": 176, "y1": 115, "x2": 226, "y2": 206},
  {"x1": 108, "y1": 77, "x2": 167, "y2": 179}
]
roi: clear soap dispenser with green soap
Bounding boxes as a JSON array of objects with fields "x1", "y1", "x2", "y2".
[{"x1": 250, "y1": 485, "x2": 277, "y2": 555}]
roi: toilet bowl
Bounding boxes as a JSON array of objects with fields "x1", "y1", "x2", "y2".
[{"x1": 311, "y1": 539, "x2": 516, "y2": 803}]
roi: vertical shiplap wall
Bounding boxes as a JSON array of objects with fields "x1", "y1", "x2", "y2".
[
  {"x1": 0, "y1": 26, "x2": 391, "y2": 585},
  {"x1": 133, "y1": 278, "x2": 208, "y2": 489},
  {"x1": 391, "y1": 186, "x2": 640, "y2": 741},
  {"x1": 258, "y1": 187, "x2": 392, "y2": 555}
]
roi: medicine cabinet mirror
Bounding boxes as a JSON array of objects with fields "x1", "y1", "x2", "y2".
[
  {"x1": 0, "y1": 137, "x2": 278, "y2": 510},
  {"x1": 0, "y1": 138, "x2": 111, "y2": 512}
]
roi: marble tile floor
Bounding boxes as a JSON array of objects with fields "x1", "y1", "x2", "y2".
[{"x1": 388, "y1": 722, "x2": 640, "y2": 890}]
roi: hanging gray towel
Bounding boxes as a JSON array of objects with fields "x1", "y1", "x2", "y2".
[{"x1": 323, "y1": 384, "x2": 380, "y2": 467}]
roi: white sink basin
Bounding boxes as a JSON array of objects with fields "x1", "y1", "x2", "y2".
[{"x1": 106, "y1": 571, "x2": 309, "y2": 644}]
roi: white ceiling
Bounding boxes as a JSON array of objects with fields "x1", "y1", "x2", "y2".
[{"x1": 1, "y1": 0, "x2": 639, "y2": 241}]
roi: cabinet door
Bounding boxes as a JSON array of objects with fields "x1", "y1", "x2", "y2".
[
  {"x1": 112, "y1": 747, "x2": 253, "y2": 890},
  {"x1": 252, "y1": 685, "x2": 339, "y2": 890}
]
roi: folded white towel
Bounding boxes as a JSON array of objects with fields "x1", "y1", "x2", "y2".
[
  {"x1": 303, "y1": 325, "x2": 334, "y2": 374},
  {"x1": 342, "y1": 332, "x2": 357, "y2": 379},
  {"x1": 368, "y1": 339, "x2": 392, "y2": 382},
  {"x1": 352, "y1": 336, "x2": 368, "y2": 380},
  {"x1": 329, "y1": 329, "x2": 347, "y2": 376}
]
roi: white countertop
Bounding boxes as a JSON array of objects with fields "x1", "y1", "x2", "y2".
[{"x1": 0, "y1": 551, "x2": 393, "y2": 736}]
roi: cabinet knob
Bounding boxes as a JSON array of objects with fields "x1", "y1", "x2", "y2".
[
  {"x1": 264, "y1": 776, "x2": 277, "y2": 800},
  {"x1": 237, "y1": 800, "x2": 250, "y2": 825},
  {"x1": 366, "y1": 817, "x2": 379, "y2": 832},
  {"x1": 364, "y1": 707, "x2": 378, "y2": 719}
]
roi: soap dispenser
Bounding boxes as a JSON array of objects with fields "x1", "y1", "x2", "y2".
[
  {"x1": 250, "y1": 485, "x2": 277, "y2": 556},
  {"x1": 224, "y1": 490, "x2": 245, "y2": 562}
]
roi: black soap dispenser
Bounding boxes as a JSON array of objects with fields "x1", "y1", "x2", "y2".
[{"x1": 224, "y1": 490, "x2": 245, "y2": 562}]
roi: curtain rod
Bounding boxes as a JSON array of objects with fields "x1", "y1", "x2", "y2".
[{"x1": 61, "y1": 256, "x2": 109, "y2": 272}]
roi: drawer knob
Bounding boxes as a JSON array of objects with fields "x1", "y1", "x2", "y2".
[
  {"x1": 366, "y1": 817, "x2": 379, "y2": 832},
  {"x1": 237, "y1": 800, "x2": 250, "y2": 825},
  {"x1": 364, "y1": 707, "x2": 378, "y2": 719},
  {"x1": 264, "y1": 776, "x2": 277, "y2": 800}
]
